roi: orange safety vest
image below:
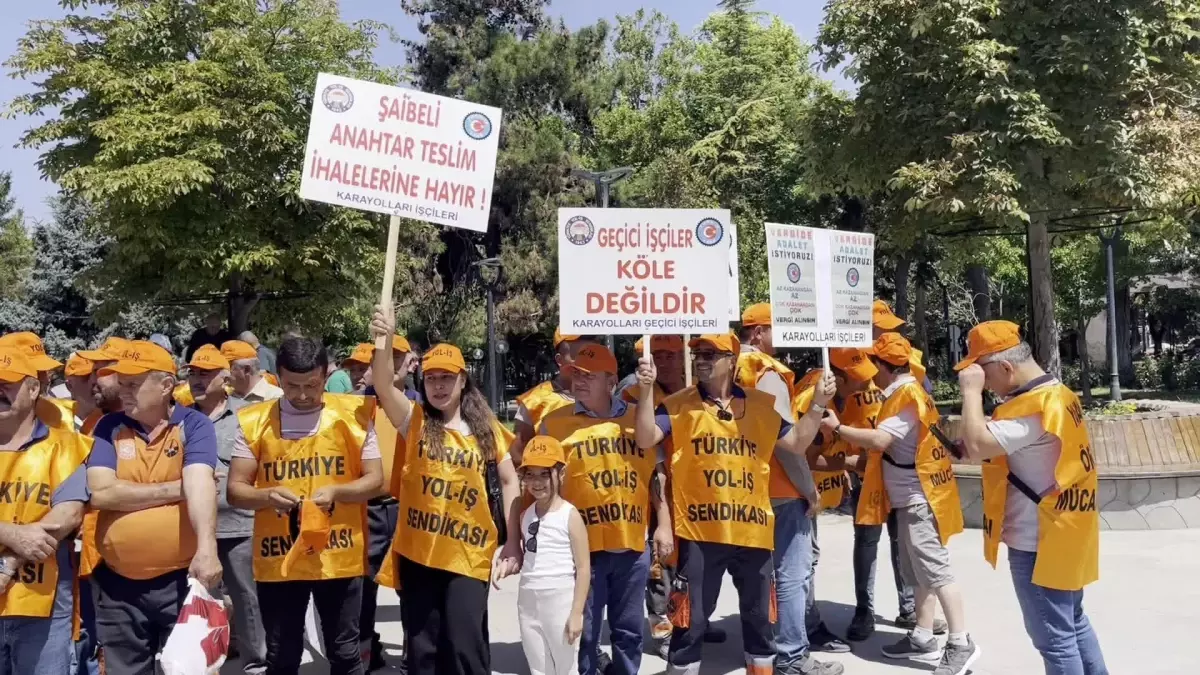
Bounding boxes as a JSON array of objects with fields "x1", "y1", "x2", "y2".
[
  {"x1": 36, "y1": 398, "x2": 76, "y2": 430},
  {"x1": 172, "y1": 383, "x2": 195, "y2": 408},
  {"x1": 793, "y1": 370, "x2": 881, "y2": 509},
  {"x1": 736, "y1": 351, "x2": 809, "y2": 502},
  {"x1": 543, "y1": 402, "x2": 657, "y2": 553},
  {"x1": 94, "y1": 422, "x2": 196, "y2": 580},
  {"x1": 982, "y1": 385, "x2": 1099, "y2": 591},
  {"x1": 0, "y1": 425, "x2": 91, "y2": 618},
  {"x1": 378, "y1": 406, "x2": 514, "y2": 585},
  {"x1": 662, "y1": 387, "x2": 780, "y2": 550},
  {"x1": 516, "y1": 380, "x2": 574, "y2": 430},
  {"x1": 621, "y1": 381, "x2": 676, "y2": 408},
  {"x1": 237, "y1": 395, "x2": 373, "y2": 582},
  {"x1": 910, "y1": 348, "x2": 928, "y2": 384},
  {"x1": 856, "y1": 380, "x2": 963, "y2": 545}
]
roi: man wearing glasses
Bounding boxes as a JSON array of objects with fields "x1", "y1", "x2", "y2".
[
  {"x1": 634, "y1": 333, "x2": 834, "y2": 675},
  {"x1": 539, "y1": 344, "x2": 672, "y2": 675}
]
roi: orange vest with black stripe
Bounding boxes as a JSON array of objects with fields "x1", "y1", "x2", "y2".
[
  {"x1": 0, "y1": 425, "x2": 91, "y2": 618},
  {"x1": 662, "y1": 387, "x2": 779, "y2": 550},
  {"x1": 544, "y1": 402, "x2": 656, "y2": 553},
  {"x1": 982, "y1": 385, "x2": 1099, "y2": 591},
  {"x1": 856, "y1": 381, "x2": 963, "y2": 545},
  {"x1": 238, "y1": 395, "x2": 373, "y2": 582}
]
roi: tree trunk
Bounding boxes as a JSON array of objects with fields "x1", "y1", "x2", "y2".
[
  {"x1": 1115, "y1": 282, "x2": 1134, "y2": 385},
  {"x1": 894, "y1": 254, "x2": 912, "y2": 320},
  {"x1": 226, "y1": 273, "x2": 260, "y2": 336},
  {"x1": 1026, "y1": 217, "x2": 1061, "y2": 376},
  {"x1": 1149, "y1": 315, "x2": 1164, "y2": 355},
  {"x1": 914, "y1": 281, "x2": 929, "y2": 356},
  {"x1": 1077, "y1": 314, "x2": 1093, "y2": 406},
  {"x1": 965, "y1": 264, "x2": 991, "y2": 320}
]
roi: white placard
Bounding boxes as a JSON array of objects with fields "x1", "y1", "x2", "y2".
[
  {"x1": 299, "y1": 73, "x2": 503, "y2": 233},
  {"x1": 558, "y1": 209, "x2": 733, "y2": 335},
  {"x1": 766, "y1": 223, "x2": 875, "y2": 348}
]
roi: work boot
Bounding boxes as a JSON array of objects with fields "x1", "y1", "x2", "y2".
[
  {"x1": 933, "y1": 637, "x2": 981, "y2": 675},
  {"x1": 895, "y1": 612, "x2": 948, "y2": 634},
  {"x1": 808, "y1": 624, "x2": 852, "y2": 653},
  {"x1": 846, "y1": 609, "x2": 875, "y2": 641},
  {"x1": 881, "y1": 632, "x2": 942, "y2": 664}
]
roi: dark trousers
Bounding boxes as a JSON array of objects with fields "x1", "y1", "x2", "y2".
[
  {"x1": 849, "y1": 475, "x2": 915, "y2": 616},
  {"x1": 398, "y1": 556, "x2": 490, "y2": 675},
  {"x1": 92, "y1": 563, "x2": 189, "y2": 675},
  {"x1": 668, "y1": 540, "x2": 774, "y2": 671},
  {"x1": 359, "y1": 501, "x2": 399, "y2": 659},
  {"x1": 258, "y1": 576, "x2": 364, "y2": 675},
  {"x1": 580, "y1": 548, "x2": 651, "y2": 675}
]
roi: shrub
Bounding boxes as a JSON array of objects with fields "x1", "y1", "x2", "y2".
[
  {"x1": 1061, "y1": 363, "x2": 1103, "y2": 390},
  {"x1": 1135, "y1": 357, "x2": 1162, "y2": 390},
  {"x1": 932, "y1": 379, "x2": 959, "y2": 402},
  {"x1": 1097, "y1": 401, "x2": 1138, "y2": 416}
]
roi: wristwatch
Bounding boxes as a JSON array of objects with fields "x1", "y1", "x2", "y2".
[{"x1": 832, "y1": 423, "x2": 843, "y2": 438}]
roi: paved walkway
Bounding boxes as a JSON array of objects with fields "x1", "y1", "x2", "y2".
[{"x1": 226, "y1": 516, "x2": 1200, "y2": 674}]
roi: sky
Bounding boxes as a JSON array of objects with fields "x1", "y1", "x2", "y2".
[{"x1": 0, "y1": 0, "x2": 841, "y2": 225}]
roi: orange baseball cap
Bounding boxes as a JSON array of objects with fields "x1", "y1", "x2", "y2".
[
  {"x1": 0, "y1": 332, "x2": 62, "y2": 372},
  {"x1": 830, "y1": 348, "x2": 878, "y2": 382},
  {"x1": 741, "y1": 303, "x2": 772, "y2": 327},
  {"x1": 0, "y1": 347, "x2": 38, "y2": 383},
  {"x1": 98, "y1": 341, "x2": 177, "y2": 377},
  {"x1": 954, "y1": 320, "x2": 1023, "y2": 371},
  {"x1": 220, "y1": 340, "x2": 258, "y2": 362},
  {"x1": 78, "y1": 337, "x2": 132, "y2": 363},
  {"x1": 422, "y1": 344, "x2": 466, "y2": 374},
  {"x1": 520, "y1": 436, "x2": 567, "y2": 469},
  {"x1": 870, "y1": 333, "x2": 913, "y2": 367},
  {"x1": 64, "y1": 354, "x2": 95, "y2": 378},
  {"x1": 189, "y1": 344, "x2": 231, "y2": 371},
  {"x1": 872, "y1": 300, "x2": 906, "y2": 330},
  {"x1": 635, "y1": 335, "x2": 684, "y2": 353},
  {"x1": 390, "y1": 335, "x2": 412, "y2": 353},
  {"x1": 553, "y1": 329, "x2": 581, "y2": 347},
  {"x1": 281, "y1": 500, "x2": 332, "y2": 578},
  {"x1": 688, "y1": 333, "x2": 741, "y2": 354},
  {"x1": 345, "y1": 343, "x2": 375, "y2": 364},
  {"x1": 565, "y1": 344, "x2": 617, "y2": 376}
]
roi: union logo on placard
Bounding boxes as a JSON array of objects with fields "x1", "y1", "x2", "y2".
[
  {"x1": 564, "y1": 216, "x2": 595, "y2": 245},
  {"x1": 847, "y1": 267, "x2": 861, "y2": 287},
  {"x1": 321, "y1": 84, "x2": 354, "y2": 113},
  {"x1": 787, "y1": 263, "x2": 802, "y2": 283},
  {"x1": 463, "y1": 112, "x2": 493, "y2": 140},
  {"x1": 696, "y1": 218, "x2": 724, "y2": 246}
]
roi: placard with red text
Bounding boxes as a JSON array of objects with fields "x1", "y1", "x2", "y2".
[
  {"x1": 558, "y1": 209, "x2": 733, "y2": 335},
  {"x1": 299, "y1": 73, "x2": 503, "y2": 232},
  {"x1": 765, "y1": 223, "x2": 875, "y2": 348}
]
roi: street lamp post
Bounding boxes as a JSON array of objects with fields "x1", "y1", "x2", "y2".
[
  {"x1": 571, "y1": 167, "x2": 634, "y2": 352},
  {"x1": 473, "y1": 257, "x2": 503, "y2": 411}
]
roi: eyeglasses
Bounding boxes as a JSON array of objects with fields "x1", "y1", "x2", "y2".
[{"x1": 525, "y1": 518, "x2": 540, "y2": 553}]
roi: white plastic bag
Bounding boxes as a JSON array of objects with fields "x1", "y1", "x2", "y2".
[{"x1": 158, "y1": 578, "x2": 230, "y2": 675}]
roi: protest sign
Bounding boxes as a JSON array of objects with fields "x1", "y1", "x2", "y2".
[
  {"x1": 765, "y1": 223, "x2": 875, "y2": 348},
  {"x1": 559, "y1": 209, "x2": 733, "y2": 335},
  {"x1": 727, "y1": 221, "x2": 741, "y2": 322},
  {"x1": 299, "y1": 73, "x2": 503, "y2": 234}
]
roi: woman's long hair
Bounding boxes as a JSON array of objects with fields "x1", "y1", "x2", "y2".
[{"x1": 420, "y1": 374, "x2": 500, "y2": 462}]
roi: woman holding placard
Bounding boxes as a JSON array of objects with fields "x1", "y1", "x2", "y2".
[{"x1": 368, "y1": 305, "x2": 522, "y2": 675}]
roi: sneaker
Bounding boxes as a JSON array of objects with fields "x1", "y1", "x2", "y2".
[
  {"x1": 654, "y1": 636, "x2": 670, "y2": 660},
  {"x1": 933, "y1": 637, "x2": 981, "y2": 675},
  {"x1": 779, "y1": 655, "x2": 846, "y2": 675},
  {"x1": 703, "y1": 625, "x2": 727, "y2": 643},
  {"x1": 881, "y1": 633, "x2": 942, "y2": 663},
  {"x1": 808, "y1": 624, "x2": 852, "y2": 653},
  {"x1": 895, "y1": 612, "x2": 948, "y2": 634},
  {"x1": 846, "y1": 609, "x2": 876, "y2": 641}
]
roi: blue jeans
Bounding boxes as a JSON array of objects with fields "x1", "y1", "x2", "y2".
[
  {"x1": 580, "y1": 548, "x2": 650, "y2": 675},
  {"x1": 772, "y1": 499, "x2": 813, "y2": 666},
  {"x1": 73, "y1": 576, "x2": 101, "y2": 675},
  {"x1": 1009, "y1": 549, "x2": 1108, "y2": 675},
  {"x1": 0, "y1": 613, "x2": 75, "y2": 675}
]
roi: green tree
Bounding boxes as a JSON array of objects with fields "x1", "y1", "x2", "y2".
[
  {"x1": 816, "y1": 0, "x2": 1200, "y2": 375},
  {"x1": 0, "y1": 172, "x2": 31, "y2": 301},
  {"x1": 6, "y1": 0, "x2": 400, "y2": 337}
]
